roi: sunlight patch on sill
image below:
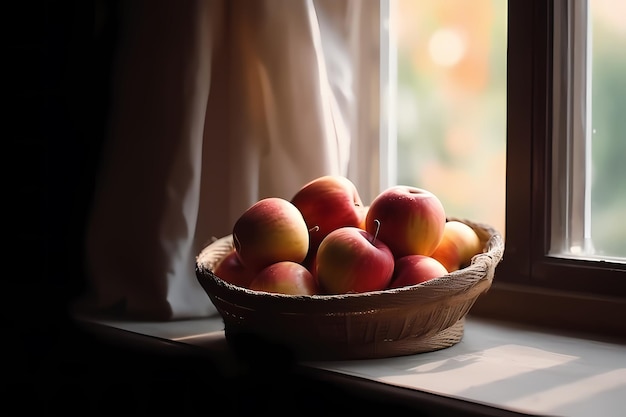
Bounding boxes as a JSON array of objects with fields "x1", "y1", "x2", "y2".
[
  {"x1": 506, "y1": 368, "x2": 626, "y2": 411},
  {"x1": 385, "y1": 344, "x2": 577, "y2": 394}
]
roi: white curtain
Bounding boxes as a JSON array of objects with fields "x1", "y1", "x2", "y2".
[{"x1": 77, "y1": 0, "x2": 372, "y2": 320}]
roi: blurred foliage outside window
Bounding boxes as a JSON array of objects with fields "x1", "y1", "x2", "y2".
[
  {"x1": 394, "y1": 0, "x2": 625, "y2": 257},
  {"x1": 589, "y1": 0, "x2": 626, "y2": 259},
  {"x1": 393, "y1": 0, "x2": 508, "y2": 238}
]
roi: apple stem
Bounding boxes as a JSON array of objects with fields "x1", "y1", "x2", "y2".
[
  {"x1": 233, "y1": 233, "x2": 241, "y2": 254},
  {"x1": 371, "y1": 219, "x2": 381, "y2": 244}
]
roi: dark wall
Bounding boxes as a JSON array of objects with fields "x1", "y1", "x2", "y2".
[
  {"x1": 9, "y1": 0, "x2": 118, "y2": 399},
  {"x1": 11, "y1": 0, "x2": 117, "y2": 324}
]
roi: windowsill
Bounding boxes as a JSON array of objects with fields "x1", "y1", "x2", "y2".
[{"x1": 73, "y1": 311, "x2": 626, "y2": 417}]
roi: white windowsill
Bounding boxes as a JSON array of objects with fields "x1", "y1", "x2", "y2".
[{"x1": 73, "y1": 313, "x2": 626, "y2": 417}]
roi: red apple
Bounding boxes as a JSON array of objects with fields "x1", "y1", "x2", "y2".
[
  {"x1": 431, "y1": 220, "x2": 483, "y2": 272},
  {"x1": 249, "y1": 261, "x2": 320, "y2": 296},
  {"x1": 290, "y1": 175, "x2": 365, "y2": 255},
  {"x1": 357, "y1": 205, "x2": 369, "y2": 230},
  {"x1": 213, "y1": 249, "x2": 256, "y2": 288},
  {"x1": 316, "y1": 226, "x2": 395, "y2": 294},
  {"x1": 365, "y1": 185, "x2": 446, "y2": 258},
  {"x1": 232, "y1": 197, "x2": 309, "y2": 272},
  {"x1": 388, "y1": 255, "x2": 448, "y2": 289}
]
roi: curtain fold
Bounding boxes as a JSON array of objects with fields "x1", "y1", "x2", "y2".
[{"x1": 79, "y1": 0, "x2": 363, "y2": 320}]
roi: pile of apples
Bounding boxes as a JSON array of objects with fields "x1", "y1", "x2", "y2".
[{"x1": 214, "y1": 175, "x2": 484, "y2": 296}]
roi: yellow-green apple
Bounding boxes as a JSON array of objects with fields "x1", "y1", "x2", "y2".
[
  {"x1": 388, "y1": 255, "x2": 448, "y2": 289},
  {"x1": 365, "y1": 185, "x2": 446, "y2": 258},
  {"x1": 214, "y1": 249, "x2": 257, "y2": 288},
  {"x1": 431, "y1": 220, "x2": 483, "y2": 272},
  {"x1": 249, "y1": 261, "x2": 320, "y2": 295},
  {"x1": 316, "y1": 226, "x2": 395, "y2": 294},
  {"x1": 232, "y1": 197, "x2": 309, "y2": 272},
  {"x1": 290, "y1": 175, "x2": 365, "y2": 255}
]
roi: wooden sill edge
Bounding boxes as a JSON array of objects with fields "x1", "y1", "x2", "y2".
[{"x1": 469, "y1": 282, "x2": 626, "y2": 343}]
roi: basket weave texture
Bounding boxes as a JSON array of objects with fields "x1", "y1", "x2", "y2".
[{"x1": 196, "y1": 218, "x2": 504, "y2": 360}]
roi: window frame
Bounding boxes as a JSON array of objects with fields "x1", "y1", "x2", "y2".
[{"x1": 465, "y1": 0, "x2": 626, "y2": 337}]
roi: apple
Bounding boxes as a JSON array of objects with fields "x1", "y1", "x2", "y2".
[
  {"x1": 213, "y1": 249, "x2": 256, "y2": 288},
  {"x1": 232, "y1": 197, "x2": 309, "y2": 272},
  {"x1": 388, "y1": 255, "x2": 448, "y2": 289},
  {"x1": 290, "y1": 175, "x2": 365, "y2": 254},
  {"x1": 358, "y1": 205, "x2": 369, "y2": 230},
  {"x1": 249, "y1": 261, "x2": 320, "y2": 296},
  {"x1": 431, "y1": 220, "x2": 483, "y2": 272},
  {"x1": 316, "y1": 226, "x2": 395, "y2": 294},
  {"x1": 365, "y1": 185, "x2": 446, "y2": 258}
]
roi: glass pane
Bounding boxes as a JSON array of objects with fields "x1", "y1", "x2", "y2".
[
  {"x1": 391, "y1": 0, "x2": 507, "y2": 237},
  {"x1": 590, "y1": 0, "x2": 626, "y2": 259}
]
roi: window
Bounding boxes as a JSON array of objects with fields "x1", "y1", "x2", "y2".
[{"x1": 383, "y1": 0, "x2": 626, "y2": 336}]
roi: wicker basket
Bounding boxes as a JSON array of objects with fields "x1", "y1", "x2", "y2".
[{"x1": 195, "y1": 218, "x2": 504, "y2": 361}]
